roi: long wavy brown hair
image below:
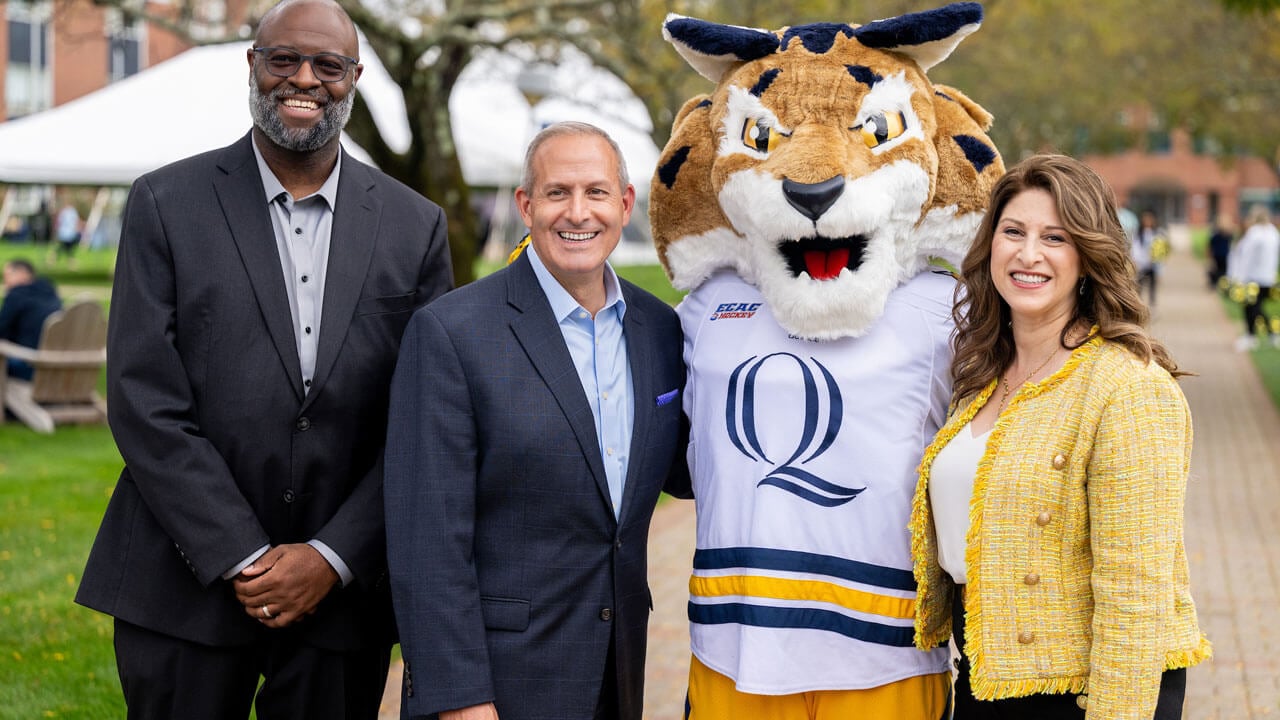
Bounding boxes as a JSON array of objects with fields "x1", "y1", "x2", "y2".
[{"x1": 950, "y1": 154, "x2": 1184, "y2": 402}]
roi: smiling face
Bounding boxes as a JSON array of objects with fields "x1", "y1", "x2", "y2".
[
  {"x1": 516, "y1": 133, "x2": 635, "y2": 312},
  {"x1": 990, "y1": 188, "x2": 1081, "y2": 331},
  {"x1": 247, "y1": 0, "x2": 361, "y2": 153}
]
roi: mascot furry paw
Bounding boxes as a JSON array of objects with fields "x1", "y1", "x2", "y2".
[{"x1": 652, "y1": 2, "x2": 1003, "y2": 708}]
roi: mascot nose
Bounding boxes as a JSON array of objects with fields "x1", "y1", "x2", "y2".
[{"x1": 782, "y1": 176, "x2": 845, "y2": 222}]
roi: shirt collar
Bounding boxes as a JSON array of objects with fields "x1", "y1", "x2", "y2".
[
  {"x1": 251, "y1": 136, "x2": 342, "y2": 209},
  {"x1": 526, "y1": 243, "x2": 626, "y2": 323}
]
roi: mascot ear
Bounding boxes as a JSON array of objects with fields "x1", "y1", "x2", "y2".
[
  {"x1": 851, "y1": 2, "x2": 983, "y2": 71},
  {"x1": 663, "y1": 14, "x2": 780, "y2": 82}
]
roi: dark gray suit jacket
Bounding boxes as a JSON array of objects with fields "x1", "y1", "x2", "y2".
[
  {"x1": 76, "y1": 133, "x2": 452, "y2": 651},
  {"x1": 385, "y1": 252, "x2": 689, "y2": 720}
]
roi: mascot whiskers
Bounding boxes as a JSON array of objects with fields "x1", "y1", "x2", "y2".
[{"x1": 651, "y1": 3, "x2": 1003, "y2": 715}]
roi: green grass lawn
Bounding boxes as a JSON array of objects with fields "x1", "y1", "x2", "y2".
[
  {"x1": 0, "y1": 245, "x2": 115, "y2": 287},
  {"x1": 0, "y1": 245, "x2": 120, "y2": 717},
  {"x1": 1220, "y1": 288, "x2": 1280, "y2": 409},
  {"x1": 1255, "y1": 346, "x2": 1280, "y2": 410},
  {"x1": 0, "y1": 424, "x2": 124, "y2": 719}
]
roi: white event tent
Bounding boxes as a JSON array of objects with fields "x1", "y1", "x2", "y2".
[
  {"x1": 0, "y1": 40, "x2": 661, "y2": 254},
  {"x1": 0, "y1": 40, "x2": 659, "y2": 189}
]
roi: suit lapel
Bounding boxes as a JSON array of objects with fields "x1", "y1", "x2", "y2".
[
  {"x1": 618, "y1": 293, "x2": 654, "y2": 524},
  {"x1": 506, "y1": 255, "x2": 613, "y2": 518},
  {"x1": 213, "y1": 133, "x2": 304, "y2": 400},
  {"x1": 304, "y1": 153, "x2": 379, "y2": 411}
]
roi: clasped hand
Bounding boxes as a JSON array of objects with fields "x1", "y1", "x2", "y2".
[{"x1": 232, "y1": 543, "x2": 339, "y2": 628}]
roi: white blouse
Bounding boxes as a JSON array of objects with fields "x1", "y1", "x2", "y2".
[{"x1": 927, "y1": 422, "x2": 989, "y2": 584}]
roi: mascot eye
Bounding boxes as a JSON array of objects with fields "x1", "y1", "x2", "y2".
[
  {"x1": 741, "y1": 118, "x2": 784, "y2": 153},
  {"x1": 855, "y1": 111, "x2": 907, "y2": 149}
]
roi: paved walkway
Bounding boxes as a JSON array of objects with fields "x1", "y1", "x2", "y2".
[
  {"x1": 381, "y1": 246, "x2": 1280, "y2": 719},
  {"x1": 1156, "y1": 249, "x2": 1280, "y2": 719}
]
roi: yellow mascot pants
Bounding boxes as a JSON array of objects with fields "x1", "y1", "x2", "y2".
[{"x1": 685, "y1": 654, "x2": 950, "y2": 720}]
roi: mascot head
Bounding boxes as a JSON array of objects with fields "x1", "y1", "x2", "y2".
[{"x1": 651, "y1": 2, "x2": 1004, "y2": 340}]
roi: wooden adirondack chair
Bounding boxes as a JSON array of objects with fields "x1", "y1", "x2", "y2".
[{"x1": 0, "y1": 299, "x2": 107, "y2": 434}]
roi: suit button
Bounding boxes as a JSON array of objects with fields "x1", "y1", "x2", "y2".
[
  {"x1": 283, "y1": 489, "x2": 296, "y2": 503},
  {"x1": 1036, "y1": 511, "x2": 1052, "y2": 526},
  {"x1": 297, "y1": 417, "x2": 311, "y2": 431},
  {"x1": 1052, "y1": 453, "x2": 1067, "y2": 469},
  {"x1": 1076, "y1": 694, "x2": 1088, "y2": 709},
  {"x1": 599, "y1": 608, "x2": 613, "y2": 621},
  {"x1": 614, "y1": 539, "x2": 623, "y2": 550},
  {"x1": 1024, "y1": 572, "x2": 1040, "y2": 585},
  {"x1": 1018, "y1": 630, "x2": 1035, "y2": 644}
]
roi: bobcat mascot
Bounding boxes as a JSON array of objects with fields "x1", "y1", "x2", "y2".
[{"x1": 650, "y1": 3, "x2": 1004, "y2": 717}]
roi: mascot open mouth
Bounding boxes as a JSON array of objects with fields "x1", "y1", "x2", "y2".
[{"x1": 780, "y1": 236, "x2": 868, "y2": 280}]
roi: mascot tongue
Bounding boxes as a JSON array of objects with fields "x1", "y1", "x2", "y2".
[{"x1": 804, "y1": 248, "x2": 850, "y2": 280}]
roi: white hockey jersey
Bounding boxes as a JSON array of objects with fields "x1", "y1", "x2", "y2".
[{"x1": 678, "y1": 269, "x2": 954, "y2": 694}]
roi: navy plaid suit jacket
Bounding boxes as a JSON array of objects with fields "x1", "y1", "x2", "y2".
[{"x1": 385, "y1": 252, "x2": 689, "y2": 720}]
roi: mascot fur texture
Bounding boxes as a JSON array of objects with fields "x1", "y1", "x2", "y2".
[
  {"x1": 652, "y1": 2, "x2": 1003, "y2": 340},
  {"x1": 653, "y1": 2, "x2": 1005, "y2": 702}
]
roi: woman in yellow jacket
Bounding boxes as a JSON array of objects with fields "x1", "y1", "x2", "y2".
[{"x1": 910, "y1": 154, "x2": 1211, "y2": 719}]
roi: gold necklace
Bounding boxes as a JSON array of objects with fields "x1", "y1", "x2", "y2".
[{"x1": 997, "y1": 347, "x2": 1059, "y2": 412}]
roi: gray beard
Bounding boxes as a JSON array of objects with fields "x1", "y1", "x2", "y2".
[{"x1": 249, "y1": 82, "x2": 353, "y2": 152}]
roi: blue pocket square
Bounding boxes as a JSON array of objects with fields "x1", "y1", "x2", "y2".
[{"x1": 656, "y1": 389, "x2": 680, "y2": 407}]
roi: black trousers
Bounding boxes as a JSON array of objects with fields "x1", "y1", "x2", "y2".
[
  {"x1": 1138, "y1": 267, "x2": 1158, "y2": 308},
  {"x1": 1243, "y1": 286, "x2": 1274, "y2": 336},
  {"x1": 951, "y1": 589, "x2": 1185, "y2": 720},
  {"x1": 113, "y1": 618, "x2": 391, "y2": 720}
]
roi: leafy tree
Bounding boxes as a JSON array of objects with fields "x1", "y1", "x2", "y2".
[
  {"x1": 87, "y1": 0, "x2": 1279, "y2": 283},
  {"x1": 925, "y1": 0, "x2": 1280, "y2": 161}
]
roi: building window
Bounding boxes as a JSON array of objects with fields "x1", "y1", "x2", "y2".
[
  {"x1": 105, "y1": 10, "x2": 145, "y2": 82},
  {"x1": 5, "y1": 2, "x2": 52, "y2": 119},
  {"x1": 1146, "y1": 130, "x2": 1172, "y2": 154}
]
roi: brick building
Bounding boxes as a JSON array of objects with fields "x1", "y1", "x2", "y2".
[
  {"x1": 0, "y1": 0, "x2": 258, "y2": 246},
  {"x1": 1084, "y1": 129, "x2": 1280, "y2": 227},
  {"x1": 2, "y1": 0, "x2": 254, "y2": 121}
]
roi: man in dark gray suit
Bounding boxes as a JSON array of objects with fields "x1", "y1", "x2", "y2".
[
  {"x1": 75, "y1": 1, "x2": 452, "y2": 717},
  {"x1": 385, "y1": 122, "x2": 689, "y2": 720}
]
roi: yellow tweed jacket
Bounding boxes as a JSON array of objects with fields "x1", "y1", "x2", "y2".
[{"x1": 910, "y1": 336, "x2": 1211, "y2": 720}]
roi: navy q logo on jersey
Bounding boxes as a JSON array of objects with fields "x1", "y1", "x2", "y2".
[{"x1": 725, "y1": 353, "x2": 865, "y2": 507}]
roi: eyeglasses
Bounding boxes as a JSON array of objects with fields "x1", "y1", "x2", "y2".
[{"x1": 252, "y1": 47, "x2": 358, "y2": 83}]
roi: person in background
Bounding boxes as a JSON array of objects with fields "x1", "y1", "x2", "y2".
[
  {"x1": 1130, "y1": 209, "x2": 1167, "y2": 310},
  {"x1": 1228, "y1": 204, "x2": 1280, "y2": 351},
  {"x1": 29, "y1": 200, "x2": 52, "y2": 247},
  {"x1": 911, "y1": 154, "x2": 1211, "y2": 719},
  {"x1": 74, "y1": 0, "x2": 453, "y2": 717},
  {"x1": 1116, "y1": 206, "x2": 1138, "y2": 246},
  {"x1": 52, "y1": 198, "x2": 82, "y2": 267},
  {"x1": 0, "y1": 258, "x2": 62, "y2": 380},
  {"x1": 1206, "y1": 213, "x2": 1235, "y2": 291}
]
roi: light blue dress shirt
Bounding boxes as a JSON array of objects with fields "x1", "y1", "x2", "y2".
[{"x1": 527, "y1": 245, "x2": 634, "y2": 518}]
